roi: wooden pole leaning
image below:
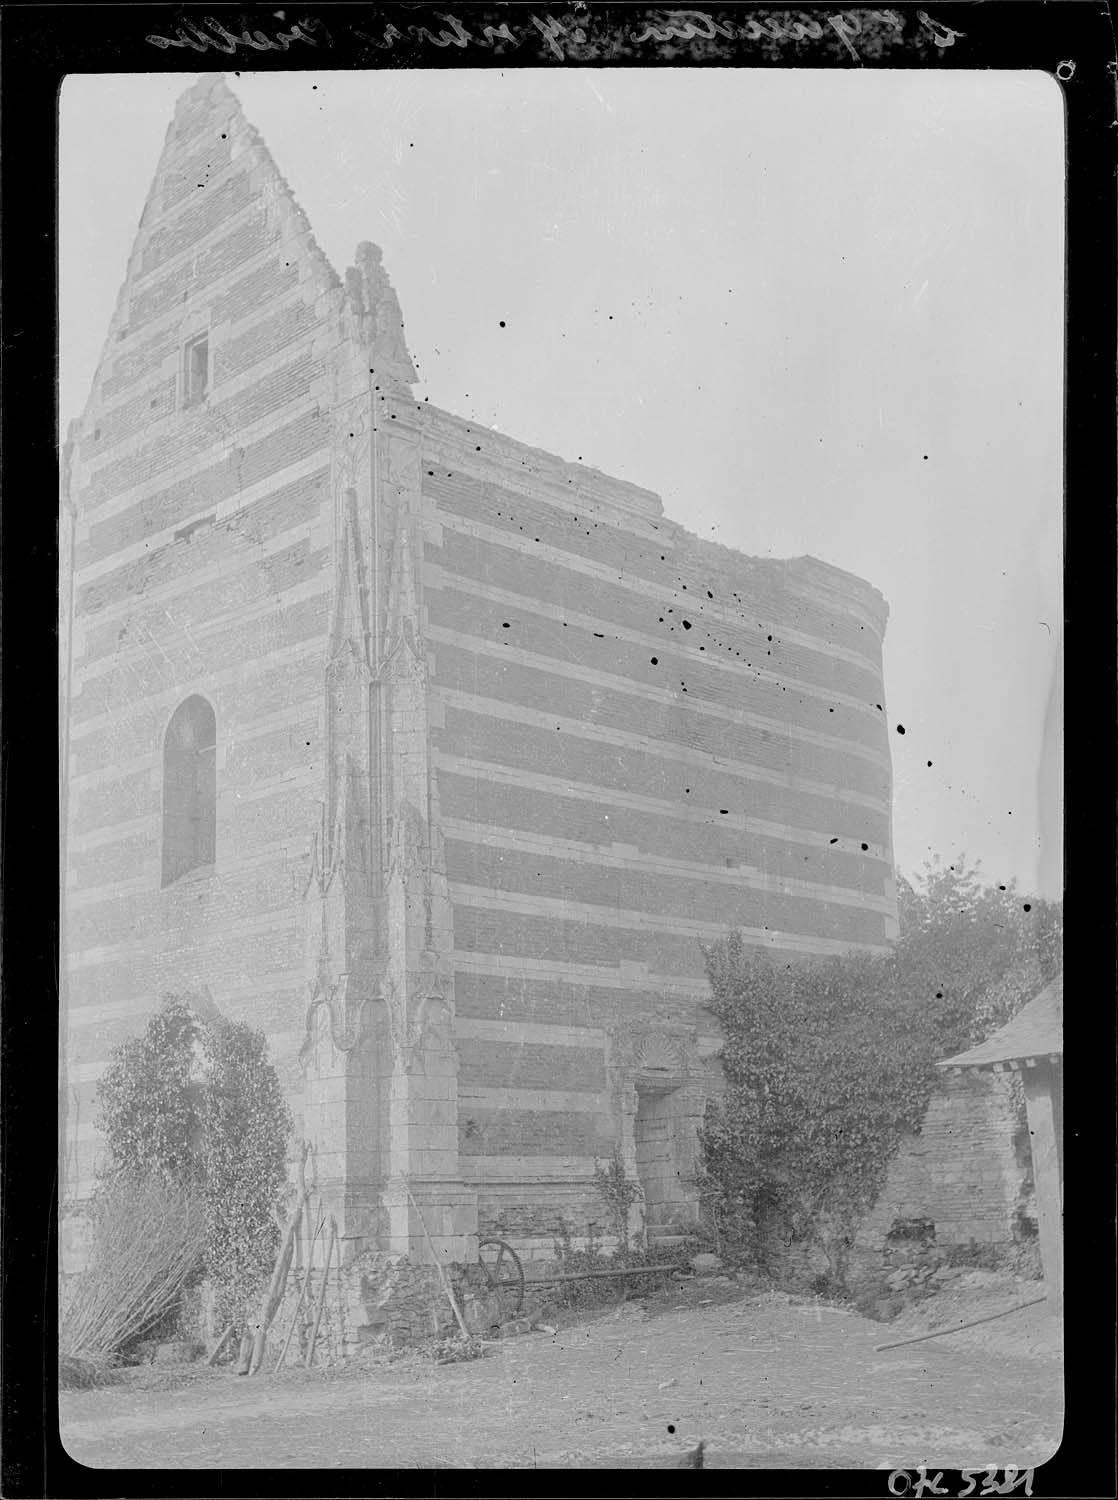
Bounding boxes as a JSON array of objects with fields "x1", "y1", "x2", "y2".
[
  {"x1": 305, "y1": 1216, "x2": 338, "y2": 1368},
  {"x1": 245, "y1": 1145, "x2": 311, "y2": 1374},
  {"x1": 403, "y1": 1180, "x2": 471, "y2": 1341},
  {"x1": 274, "y1": 1212, "x2": 325, "y2": 1372}
]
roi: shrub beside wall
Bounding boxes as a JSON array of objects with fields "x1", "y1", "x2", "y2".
[{"x1": 92, "y1": 997, "x2": 293, "y2": 1343}]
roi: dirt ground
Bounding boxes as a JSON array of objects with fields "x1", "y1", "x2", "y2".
[{"x1": 58, "y1": 1271, "x2": 1063, "y2": 1472}]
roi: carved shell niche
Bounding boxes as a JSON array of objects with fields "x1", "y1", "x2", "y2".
[{"x1": 632, "y1": 1032, "x2": 687, "y2": 1081}]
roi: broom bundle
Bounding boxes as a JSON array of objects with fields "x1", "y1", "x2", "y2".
[{"x1": 59, "y1": 1175, "x2": 205, "y2": 1365}]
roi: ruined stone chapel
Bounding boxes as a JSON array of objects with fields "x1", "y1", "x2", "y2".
[{"x1": 60, "y1": 75, "x2": 899, "y2": 1268}]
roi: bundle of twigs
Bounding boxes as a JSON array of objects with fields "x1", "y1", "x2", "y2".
[{"x1": 59, "y1": 1175, "x2": 205, "y2": 1367}]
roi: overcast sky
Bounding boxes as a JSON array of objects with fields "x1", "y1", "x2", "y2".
[{"x1": 60, "y1": 69, "x2": 1064, "y2": 898}]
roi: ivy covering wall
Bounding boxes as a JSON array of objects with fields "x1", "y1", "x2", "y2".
[{"x1": 699, "y1": 858, "x2": 1061, "y2": 1282}]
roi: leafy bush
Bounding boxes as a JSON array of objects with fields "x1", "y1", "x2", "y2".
[
  {"x1": 59, "y1": 1175, "x2": 205, "y2": 1370},
  {"x1": 95, "y1": 998, "x2": 293, "y2": 1328},
  {"x1": 592, "y1": 1148, "x2": 639, "y2": 1251},
  {"x1": 96, "y1": 1000, "x2": 204, "y2": 1187}
]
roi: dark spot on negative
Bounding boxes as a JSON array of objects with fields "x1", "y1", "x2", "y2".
[
  {"x1": 650, "y1": 657, "x2": 658, "y2": 665},
  {"x1": 896, "y1": 724, "x2": 906, "y2": 734},
  {"x1": 861, "y1": 843, "x2": 868, "y2": 851},
  {"x1": 682, "y1": 620, "x2": 692, "y2": 630},
  {"x1": 829, "y1": 838, "x2": 838, "y2": 844}
]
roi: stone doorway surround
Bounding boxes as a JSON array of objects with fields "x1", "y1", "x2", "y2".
[{"x1": 615, "y1": 1031, "x2": 706, "y2": 1243}]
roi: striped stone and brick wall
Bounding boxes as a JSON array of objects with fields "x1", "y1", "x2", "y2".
[
  {"x1": 61, "y1": 77, "x2": 343, "y2": 1196},
  {"x1": 61, "y1": 73, "x2": 899, "y2": 1262},
  {"x1": 413, "y1": 403, "x2": 897, "y2": 1244}
]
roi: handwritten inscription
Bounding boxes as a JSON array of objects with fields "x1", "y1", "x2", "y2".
[
  {"x1": 630, "y1": 5, "x2": 907, "y2": 59},
  {"x1": 143, "y1": 7, "x2": 967, "y2": 61},
  {"x1": 339, "y1": 8, "x2": 965, "y2": 62},
  {"x1": 146, "y1": 15, "x2": 330, "y2": 52},
  {"x1": 887, "y1": 1467, "x2": 1035, "y2": 1498},
  {"x1": 142, "y1": 6, "x2": 968, "y2": 62}
]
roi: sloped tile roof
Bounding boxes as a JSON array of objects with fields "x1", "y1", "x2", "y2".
[{"x1": 938, "y1": 973, "x2": 1063, "y2": 1070}]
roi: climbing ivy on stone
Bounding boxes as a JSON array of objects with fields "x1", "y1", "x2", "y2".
[
  {"x1": 700, "y1": 938, "x2": 934, "y2": 1282},
  {"x1": 95, "y1": 999, "x2": 293, "y2": 1326},
  {"x1": 699, "y1": 859, "x2": 1061, "y2": 1282},
  {"x1": 198, "y1": 1019, "x2": 292, "y2": 1324}
]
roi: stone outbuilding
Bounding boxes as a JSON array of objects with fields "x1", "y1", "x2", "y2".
[{"x1": 938, "y1": 974, "x2": 1063, "y2": 1303}]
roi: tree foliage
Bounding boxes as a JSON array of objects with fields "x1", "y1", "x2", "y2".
[
  {"x1": 896, "y1": 856, "x2": 1062, "y2": 1043},
  {"x1": 96, "y1": 999, "x2": 204, "y2": 1188},
  {"x1": 700, "y1": 857, "x2": 1061, "y2": 1277},
  {"x1": 95, "y1": 998, "x2": 293, "y2": 1324}
]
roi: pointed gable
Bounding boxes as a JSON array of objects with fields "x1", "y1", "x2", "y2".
[{"x1": 71, "y1": 73, "x2": 340, "y2": 497}]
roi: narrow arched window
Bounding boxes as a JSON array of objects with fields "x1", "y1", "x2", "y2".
[{"x1": 162, "y1": 696, "x2": 216, "y2": 887}]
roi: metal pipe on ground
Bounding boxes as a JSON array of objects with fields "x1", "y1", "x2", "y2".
[
  {"x1": 874, "y1": 1294, "x2": 1049, "y2": 1351},
  {"x1": 529, "y1": 1264, "x2": 684, "y2": 1286}
]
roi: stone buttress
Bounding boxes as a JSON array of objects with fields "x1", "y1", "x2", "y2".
[{"x1": 299, "y1": 241, "x2": 477, "y2": 1265}]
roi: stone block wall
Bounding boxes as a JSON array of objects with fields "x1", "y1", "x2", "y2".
[
  {"x1": 751, "y1": 1071, "x2": 1034, "y2": 1287},
  {"x1": 264, "y1": 1250, "x2": 522, "y2": 1367},
  {"x1": 853, "y1": 1070, "x2": 1033, "y2": 1270}
]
